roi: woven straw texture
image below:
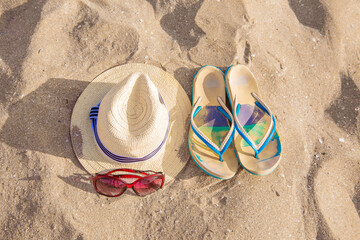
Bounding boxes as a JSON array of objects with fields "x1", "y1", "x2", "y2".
[
  {"x1": 71, "y1": 64, "x2": 191, "y2": 182},
  {"x1": 97, "y1": 72, "x2": 169, "y2": 157}
]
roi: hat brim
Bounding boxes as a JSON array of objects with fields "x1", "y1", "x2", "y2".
[{"x1": 70, "y1": 63, "x2": 191, "y2": 182}]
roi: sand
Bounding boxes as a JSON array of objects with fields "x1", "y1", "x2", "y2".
[{"x1": 0, "y1": 0, "x2": 360, "y2": 239}]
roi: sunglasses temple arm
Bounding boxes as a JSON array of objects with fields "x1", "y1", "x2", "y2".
[
  {"x1": 160, "y1": 176, "x2": 165, "y2": 188},
  {"x1": 117, "y1": 175, "x2": 142, "y2": 179}
]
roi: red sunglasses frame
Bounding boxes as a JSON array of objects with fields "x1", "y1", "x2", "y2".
[{"x1": 92, "y1": 169, "x2": 165, "y2": 197}]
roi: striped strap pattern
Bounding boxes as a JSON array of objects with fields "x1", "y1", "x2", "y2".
[
  {"x1": 233, "y1": 92, "x2": 276, "y2": 158},
  {"x1": 190, "y1": 96, "x2": 235, "y2": 162}
]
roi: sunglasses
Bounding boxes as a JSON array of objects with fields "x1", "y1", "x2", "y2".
[{"x1": 92, "y1": 169, "x2": 165, "y2": 197}]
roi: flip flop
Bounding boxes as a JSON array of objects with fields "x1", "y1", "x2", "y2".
[
  {"x1": 188, "y1": 65, "x2": 239, "y2": 179},
  {"x1": 225, "y1": 65, "x2": 281, "y2": 175}
]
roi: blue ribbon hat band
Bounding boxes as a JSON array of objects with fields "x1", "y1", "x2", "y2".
[{"x1": 89, "y1": 100, "x2": 170, "y2": 164}]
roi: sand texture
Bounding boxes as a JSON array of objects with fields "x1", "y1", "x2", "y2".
[{"x1": 1, "y1": 0, "x2": 360, "y2": 239}]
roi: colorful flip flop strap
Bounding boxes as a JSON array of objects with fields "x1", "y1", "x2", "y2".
[
  {"x1": 190, "y1": 96, "x2": 235, "y2": 162},
  {"x1": 233, "y1": 92, "x2": 276, "y2": 159},
  {"x1": 89, "y1": 98, "x2": 169, "y2": 163}
]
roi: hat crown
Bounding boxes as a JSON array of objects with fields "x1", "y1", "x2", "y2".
[{"x1": 97, "y1": 73, "x2": 169, "y2": 158}]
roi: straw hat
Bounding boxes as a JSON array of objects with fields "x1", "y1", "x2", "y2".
[{"x1": 71, "y1": 63, "x2": 191, "y2": 181}]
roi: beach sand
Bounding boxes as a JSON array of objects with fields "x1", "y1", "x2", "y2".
[{"x1": 1, "y1": 0, "x2": 360, "y2": 239}]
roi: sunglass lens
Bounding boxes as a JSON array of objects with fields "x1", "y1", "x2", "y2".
[
  {"x1": 95, "y1": 177, "x2": 126, "y2": 197},
  {"x1": 133, "y1": 175, "x2": 163, "y2": 196}
]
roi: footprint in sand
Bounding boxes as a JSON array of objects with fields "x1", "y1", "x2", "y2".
[
  {"x1": 288, "y1": 0, "x2": 327, "y2": 34},
  {"x1": 160, "y1": 1, "x2": 205, "y2": 50},
  {"x1": 69, "y1": 3, "x2": 139, "y2": 71},
  {"x1": 325, "y1": 72, "x2": 360, "y2": 136},
  {"x1": 315, "y1": 155, "x2": 360, "y2": 238}
]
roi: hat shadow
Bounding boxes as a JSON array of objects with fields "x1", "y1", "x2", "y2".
[{"x1": 0, "y1": 78, "x2": 94, "y2": 170}]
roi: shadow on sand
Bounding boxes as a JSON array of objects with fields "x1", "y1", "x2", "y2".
[
  {"x1": 288, "y1": 0, "x2": 327, "y2": 34},
  {"x1": 0, "y1": 78, "x2": 88, "y2": 170}
]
